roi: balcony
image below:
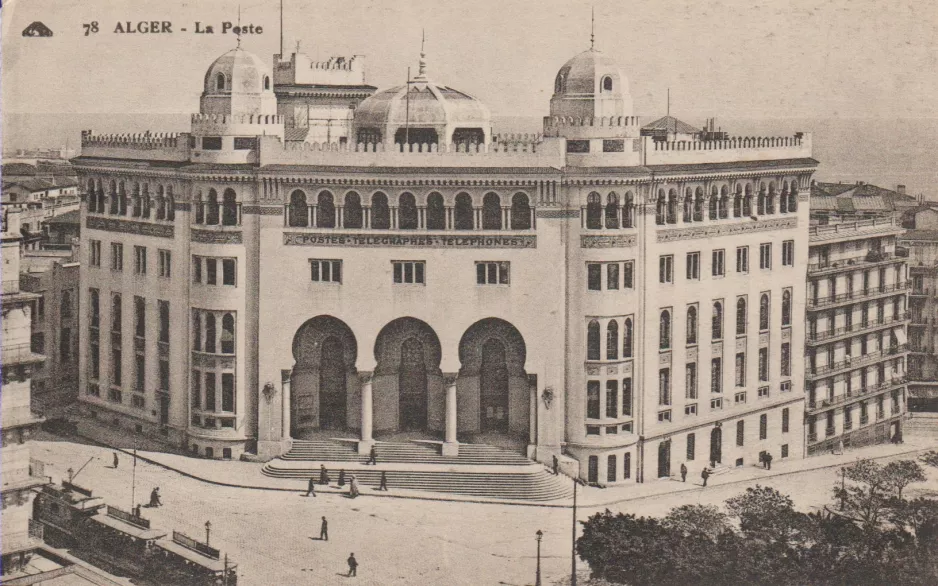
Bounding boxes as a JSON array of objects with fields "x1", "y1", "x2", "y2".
[
  {"x1": 808, "y1": 431, "x2": 818, "y2": 443},
  {"x1": 807, "y1": 282, "x2": 911, "y2": 311},
  {"x1": 807, "y1": 312, "x2": 910, "y2": 345},
  {"x1": 826, "y1": 426, "x2": 836, "y2": 437},
  {"x1": 806, "y1": 377, "x2": 908, "y2": 415},
  {"x1": 807, "y1": 250, "x2": 905, "y2": 277},
  {"x1": 806, "y1": 346, "x2": 908, "y2": 381}
]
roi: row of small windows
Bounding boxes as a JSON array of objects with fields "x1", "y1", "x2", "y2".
[
  {"x1": 288, "y1": 190, "x2": 534, "y2": 231},
  {"x1": 215, "y1": 72, "x2": 270, "y2": 92},
  {"x1": 586, "y1": 378, "x2": 634, "y2": 419},
  {"x1": 87, "y1": 290, "x2": 170, "y2": 343},
  {"x1": 88, "y1": 241, "x2": 172, "y2": 278},
  {"x1": 309, "y1": 259, "x2": 511, "y2": 286},
  {"x1": 193, "y1": 256, "x2": 237, "y2": 286},
  {"x1": 586, "y1": 317, "x2": 634, "y2": 361},
  {"x1": 192, "y1": 310, "x2": 237, "y2": 355},
  {"x1": 659, "y1": 243, "x2": 794, "y2": 283},
  {"x1": 654, "y1": 181, "x2": 799, "y2": 226},
  {"x1": 193, "y1": 188, "x2": 240, "y2": 226},
  {"x1": 86, "y1": 179, "x2": 176, "y2": 220},
  {"x1": 192, "y1": 370, "x2": 237, "y2": 414},
  {"x1": 655, "y1": 349, "x2": 792, "y2": 408},
  {"x1": 584, "y1": 193, "x2": 637, "y2": 229}
]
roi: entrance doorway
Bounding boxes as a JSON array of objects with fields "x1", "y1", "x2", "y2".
[
  {"x1": 588, "y1": 455, "x2": 599, "y2": 484},
  {"x1": 319, "y1": 336, "x2": 348, "y2": 430},
  {"x1": 399, "y1": 338, "x2": 429, "y2": 431},
  {"x1": 480, "y1": 339, "x2": 510, "y2": 433},
  {"x1": 658, "y1": 440, "x2": 671, "y2": 478},
  {"x1": 710, "y1": 426, "x2": 723, "y2": 466}
]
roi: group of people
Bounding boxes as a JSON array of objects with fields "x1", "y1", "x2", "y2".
[{"x1": 304, "y1": 462, "x2": 389, "y2": 498}]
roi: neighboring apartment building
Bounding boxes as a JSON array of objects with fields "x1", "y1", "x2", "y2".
[
  {"x1": 899, "y1": 207, "x2": 938, "y2": 413},
  {"x1": 1, "y1": 177, "x2": 81, "y2": 251},
  {"x1": 805, "y1": 203, "x2": 910, "y2": 455}
]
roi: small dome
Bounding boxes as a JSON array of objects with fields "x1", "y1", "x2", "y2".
[
  {"x1": 551, "y1": 49, "x2": 632, "y2": 119},
  {"x1": 203, "y1": 48, "x2": 273, "y2": 95}
]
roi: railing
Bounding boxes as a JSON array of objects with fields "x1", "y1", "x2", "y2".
[
  {"x1": 807, "y1": 346, "x2": 908, "y2": 379},
  {"x1": 807, "y1": 282, "x2": 911, "y2": 309},
  {"x1": 172, "y1": 530, "x2": 220, "y2": 559},
  {"x1": 807, "y1": 377, "x2": 908, "y2": 414},
  {"x1": 107, "y1": 505, "x2": 150, "y2": 529},
  {"x1": 826, "y1": 426, "x2": 836, "y2": 437},
  {"x1": 808, "y1": 432, "x2": 818, "y2": 442},
  {"x1": 808, "y1": 251, "x2": 904, "y2": 275},
  {"x1": 808, "y1": 217, "x2": 898, "y2": 239},
  {"x1": 807, "y1": 312, "x2": 910, "y2": 343}
]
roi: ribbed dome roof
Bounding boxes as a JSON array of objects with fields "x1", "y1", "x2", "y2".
[
  {"x1": 354, "y1": 81, "x2": 491, "y2": 129},
  {"x1": 553, "y1": 49, "x2": 630, "y2": 97},
  {"x1": 203, "y1": 48, "x2": 273, "y2": 95}
]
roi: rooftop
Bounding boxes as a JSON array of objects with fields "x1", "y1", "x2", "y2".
[{"x1": 641, "y1": 115, "x2": 700, "y2": 134}]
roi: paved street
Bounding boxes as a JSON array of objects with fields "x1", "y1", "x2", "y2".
[{"x1": 32, "y1": 436, "x2": 938, "y2": 586}]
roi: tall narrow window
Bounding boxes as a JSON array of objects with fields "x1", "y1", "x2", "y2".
[
  {"x1": 586, "y1": 192, "x2": 602, "y2": 229},
  {"x1": 623, "y1": 318, "x2": 633, "y2": 358},
  {"x1": 427, "y1": 193, "x2": 446, "y2": 230},
  {"x1": 659, "y1": 310, "x2": 671, "y2": 350},
  {"x1": 736, "y1": 298, "x2": 747, "y2": 335},
  {"x1": 686, "y1": 306, "x2": 698, "y2": 345},
  {"x1": 344, "y1": 192, "x2": 363, "y2": 229},
  {"x1": 399, "y1": 193, "x2": 419, "y2": 230},
  {"x1": 760, "y1": 414, "x2": 768, "y2": 440},
  {"x1": 782, "y1": 290, "x2": 792, "y2": 326},
  {"x1": 659, "y1": 368, "x2": 671, "y2": 405},
  {"x1": 712, "y1": 301, "x2": 723, "y2": 340},
  {"x1": 221, "y1": 313, "x2": 235, "y2": 354},
  {"x1": 622, "y1": 378, "x2": 633, "y2": 416},
  {"x1": 511, "y1": 193, "x2": 532, "y2": 230},
  {"x1": 158, "y1": 301, "x2": 169, "y2": 344},
  {"x1": 736, "y1": 420, "x2": 745, "y2": 446},
  {"x1": 317, "y1": 191, "x2": 336, "y2": 228},
  {"x1": 587, "y1": 381, "x2": 600, "y2": 419},
  {"x1": 605, "y1": 193, "x2": 619, "y2": 229},
  {"x1": 711, "y1": 357, "x2": 722, "y2": 393},
  {"x1": 454, "y1": 193, "x2": 473, "y2": 230},
  {"x1": 372, "y1": 192, "x2": 391, "y2": 229},
  {"x1": 606, "y1": 321, "x2": 619, "y2": 360},
  {"x1": 605, "y1": 380, "x2": 618, "y2": 417},
  {"x1": 735, "y1": 352, "x2": 746, "y2": 387},
  {"x1": 759, "y1": 294, "x2": 770, "y2": 331},
  {"x1": 686, "y1": 363, "x2": 698, "y2": 399},
  {"x1": 587, "y1": 320, "x2": 600, "y2": 360}
]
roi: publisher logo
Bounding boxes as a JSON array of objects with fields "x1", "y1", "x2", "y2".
[{"x1": 22, "y1": 22, "x2": 53, "y2": 37}]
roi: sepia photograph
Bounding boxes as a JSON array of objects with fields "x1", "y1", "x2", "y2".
[{"x1": 3, "y1": 0, "x2": 938, "y2": 584}]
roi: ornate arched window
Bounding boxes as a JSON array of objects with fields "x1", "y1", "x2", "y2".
[
  {"x1": 623, "y1": 192, "x2": 635, "y2": 228},
  {"x1": 221, "y1": 313, "x2": 235, "y2": 354},
  {"x1": 623, "y1": 318, "x2": 633, "y2": 358},
  {"x1": 780, "y1": 182, "x2": 789, "y2": 214},
  {"x1": 166, "y1": 194, "x2": 175, "y2": 221},
  {"x1": 686, "y1": 306, "x2": 697, "y2": 345},
  {"x1": 789, "y1": 181, "x2": 798, "y2": 212},
  {"x1": 602, "y1": 76, "x2": 613, "y2": 92},
  {"x1": 108, "y1": 181, "x2": 118, "y2": 214},
  {"x1": 659, "y1": 310, "x2": 671, "y2": 350},
  {"x1": 736, "y1": 298, "x2": 747, "y2": 335},
  {"x1": 482, "y1": 192, "x2": 502, "y2": 230},
  {"x1": 694, "y1": 187, "x2": 705, "y2": 222},
  {"x1": 744, "y1": 184, "x2": 753, "y2": 216},
  {"x1": 733, "y1": 186, "x2": 743, "y2": 218},
  {"x1": 155, "y1": 194, "x2": 166, "y2": 221},
  {"x1": 317, "y1": 191, "x2": 335, "y2": 228},
  {"x1": 205, "y1": 313, "x2": 216, "y2": 353},
  {"x1": 118, "y1": 182, "x2": 128, "y2": 216},
  {"x1": 371, "y1": 192, "x2": 390, "y2": 229},
  {"x1": 399, "y1": 192, "x2": 418, "y2": 230},
  {"x1": 667, "y1": 189, "x2": 678, "y2": 224},
  {"x1": 719, "y1": 186, "x2": 729, "y2": 219},
  {"x1": 216, "y1": 73, "x2": 226, "y2": 91},
  {"x1": 782, "y1": 290, "x2": 792, "y2": 326},
  {"x1": 760, "y1": 294, "x2": 770, "y2": 331},
  {"x1": 656, "y1": 190, "x2": 667, "y2": 226},
  {"x1": 683, "y1": 188, "x2": 694, "y2": 223},
  {"x1": 206, "y1": 189, "x2": 220, "y2": 225},
  {"x1": 511, "y1": 193, "x2": 532, "y2": 230},
  {"x1": 586, "y1": 192, "x2": 602, "y2": 229},
  {"x1": 757, "y1": 190, "x2": 766, "y2": 216},
  {"x1": 427, "y1": 192, "x2": 445, "y2": 230},
  {"x1": 712, "y1": 301, "x2": 723, "y2": 340},
  {"x1": 606, "y1": 321, "x2": 619, "y2": 360},
  {"x1": 344, "y1": 192, "x2": 363, "y2": 229},
  {"x1": 605, "y1": 193, "x2": 620, "y2": 229},
  {"x1": 709, "y1": 190, "x2": 718, "y2": 220},
  {"x1": 141, "y1": 184, "x2": 151, "y2": 219},
  {"x1": 555, "y1": 73, "x2": 565, "y2": 94},
  {"x1": 288, "y1": 190, "x2": 308, "y2": 227},
  {"x1": 587, "y1": 320, "x2": 601, "y2": 360},
  {"x1": 222, "y1": 189, "x2": 238, "y2": 226},
  {"x1": 454, "y1": 193, "x2": 473, "y2": 230},
  {"x1": 766, "y1": 183, "x2": 776, "y2": 214}
]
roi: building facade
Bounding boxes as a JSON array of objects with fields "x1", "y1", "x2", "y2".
[
  {"x1": 900, "y1": 216, "x2": 938, "y2": 412},
  {"x1": 805, "y1": 214, "x2": 910, "y2": 454},
  {"x1": 72, "y1": 42, "x2": 816, "y2": 484}
]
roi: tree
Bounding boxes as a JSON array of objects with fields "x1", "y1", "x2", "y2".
[
  {"x1": 834, "y1": 459, "x2": 893, "y2": 532},
  {"x1": 919, "y1": 450, "x2": 938, "y2": 469},
  {"x1": 576, "y1": 510, "x2": 674, "y2": 585},
  {"x1": 725, "y1": 484, "x2": 809, "y2": 546},
  {"x1": 662, "y1": 504, "x2": 730, "y2": 541},
  {"x1": 883, "y1": 460, "x2": 926, "y2": 500}
]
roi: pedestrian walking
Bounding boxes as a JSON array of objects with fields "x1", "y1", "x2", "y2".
[
  {"x1": 319, "y1": 464, "x2": 330, "y2": 485},
  {"x1": 349, "y1": 475, "x2": 360, "y2": 498},
  {"x1": 134, "y1": 504, "x2": 142, "y2": 518},
  {"x1": 368, "y1": 444, "x2": 378, "y2": 465},
  {"x1": 552, "y1": 455, "x2": 559, "y2": 476},
  {"x1": 305, "y1": 477, "x2": 317, "y2": 497},
  {"x1": 764, "y1": 452, "x2": 773, "y2": 471},
  {"x1": 379, "y1": 471, "x2": 389, "y2": 491},
  {"x1": 320, "y1": 516, "x2": 329, "y2": 541},
  {"x1": 149, "y1": 487, "x2": 162, "y2": 507},
  {"x1": 680, "y1": 462, "x2": 687, "y2": 482},
  {"x1": 347, "y1": 553, "x2": 358, "y2": 577},
  {"x1": 338, "y1": 469, "x2": 346, "y2": 487},
  {"x1": 113, "y1": 452, "x2": 119, "y2": 469},
  {"x1": 701, "y1": 467, "x2": 710, "y2": 487}
]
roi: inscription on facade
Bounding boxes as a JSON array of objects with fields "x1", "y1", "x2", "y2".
[
  {"x1": 283, "y1": 232, "x2": 537, "y2": 248},
  {"x1": 86, "y1": 216, "x2": 174, "y2": 239},
  {"x1": 656, "y1": 217, "x2": 797, "y2": 243},
  {"x1": 191, "y1": 228, "x2": 243, "y2": 244},
  {"x1": 581, "y1": 234, "x2": 637, "y2": 249}
]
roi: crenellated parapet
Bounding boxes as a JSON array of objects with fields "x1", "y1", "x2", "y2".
[
  {"x1": 78, "y1": 130, "x2": 191, "y2": 161},
  {"x1": 543, "y1": 115, "x2": 641, "y2": 140},
  {"x1": 190, "y1": 113, "x2": 285, "y2": 126},
  {"x1": 642, "y1": 133, "x2": 813, "y2": 166},
  {"x1": 651, "y1": 135, "x2": 805, "y2": 151}
]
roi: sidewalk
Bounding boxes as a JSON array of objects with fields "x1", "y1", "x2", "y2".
[{"x1": 63, "y1": 418, "x2": 938, "y2": 509}]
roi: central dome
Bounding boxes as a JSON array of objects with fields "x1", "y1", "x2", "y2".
[
  {"x1": 200, "y1": 47, "x2": 277, "y2": 116},
  {"x1": 550, "y1": 49, "x2": 633, "y2": 119},
  {"x1": 352, "y1": 56, "x2": 491, "y2": 148}
]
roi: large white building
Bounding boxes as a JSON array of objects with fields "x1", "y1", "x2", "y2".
[{"x1": 72, "y1": 40, "x2": 816, "y2": 485}]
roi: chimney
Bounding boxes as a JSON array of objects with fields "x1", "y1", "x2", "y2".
[{"x1": 897, "y1": 185, "x2": 907, "y2": 195}]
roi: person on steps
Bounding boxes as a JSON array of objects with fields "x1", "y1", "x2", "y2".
[
  {"x1": 338, "y1": 469, "x2": 346, "y2": 487},
  {"x1": 368, "y1": 444, "x2": 378, "y2": 466},
  {"x1": 319, "y1": 464, "x2": 330, "y2": 485},
  {"x1": 680, "y1": 462, "x2": 687, "y2": 482},
  {"x1": 378, "y1": 471, "x2": 389, "y2": 491},
  {"x1": 305, "y1": 477, "x2": 316, "y2": 497}
]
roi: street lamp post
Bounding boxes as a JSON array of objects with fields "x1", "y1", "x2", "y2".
[
  {"x1": 205, "y1": 520, "x2": 212, "y2": 546},
  {"x1": 535, "y1": 529, "x2": 543, "y2": 586}
]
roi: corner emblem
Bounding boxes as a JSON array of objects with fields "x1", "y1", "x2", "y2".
[{"x1": 22, "y1": 22, "x2": 53, "y2": 37}]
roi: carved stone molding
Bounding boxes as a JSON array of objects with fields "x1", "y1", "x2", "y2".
[
  {"x1": 656, "y1": 217, "x2": 797, "y2": 243},
  {"x1": 580, "y1": 234, "x2": 637, "y2": 248}
]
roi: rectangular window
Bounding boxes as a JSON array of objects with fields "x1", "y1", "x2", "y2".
[
  {"x1": 158, "y1": 300, "x2": 170, "y2": 344},
  {"x1": 587, "y1": 381, "x2": 601, "y2": 419},
  {"x1": 658, "y1": 410, "x2": 672, "y2": 423},
  {"x1": 111, "y1": 347, "x2": 122, "y2": 386},
  {"x1": 205, "y1": 372, "x2": 217, "y2": 412},
  {"x1": 781, "y1": 444, "x2": 789, "y2": 458},
  {"x1": 759, "y1": 347, "x2": 769, "y2": 382},
  {"x1": 622, "y1": 378, "x2": 633, "y2": 417},
  {"x1": 32, "y1": 332, "x2": 45, "y2": 354},
  {"x1": 712, "y1": 249, "x2": 725, "y2": 277},
  {"x1": 192, "y1": 371, "x2": 201, "y2": 408},
  {"x1": 90, "y1": 240, "x2": 102, "y2": 267},
  {"x1": 134, "y1": 296, "x2": 146, "y2": 338},
  {"x1": 686, "y1": 363, "x2": 698, "y2": 399},
  {"x1": 735, "y1": 352, "x2": 746, "y2": 387},
  {"x1": 736, "y1": 420, "x2": 745, "y2": 446},
  {"x1": 89, "y1": 288, "x2": 100, "y2": 327},
  {"x1": 193, "y1": 256, "x2": 202, "y2": 283},
  {"x1": 90, "y1": 339, "x2": 100, "y2": 379},
  {"x1": 59, "y1": 328, "x2": 71, "y2": 361},
  {"x1": 760, "y1": 414, "x2": 768, "y2": 439},
  {"x1": 782, "y1": 407, "x2": 790, "y2": 432},
  {"x1": 711, "y1": 357, "x2": 722, "y2": 393},
  {"x1": 310, "y1": 259, "x2": 342, "y2": 283},
  {"x1": 158, "y1": 249, "x2": 171, "y2": 278},
  {"x1": 687, "y1": 433, "x2": 696, "y2": 460},
  {"x1": 394, "y1": 261, "x2": 426, "y2": 284},
  {"x1": 781, "y1": 342, "x2": 791, "y2": 377},
  {"x1": 760, "y1": 243, "x2": 772, "y2": 270},
  {"x1": 587, "y1": 263, "x2": 602, "y2": 291},
  {"x1": 686, "y1": 252, "x2": 700, "y2": 280},
  {"x1": 623, "y1": 262, "x2": 634, "y2": 288},
  {"x1": 605, "y1": 380, "x2": 618, "y2": 418},
  {"x1": 758, "y1": 385, "x2": 770, "y2": 398},
  {"x1": 567, "y1": 140, "x2": 590, "y2": 153},
  {"x1": 607, "y1": 263, "x2": 619, "y2": 290},
  {"x1": 711, "y1": 397, "x2": 723, "y2": 410},
  {"x1": 201, "y1": 136, "x2": 223, "y2": 150},
  {"x1": 659, "y1": 368, "x2": 671, "y2": 405},
  {"x1": 476, "y1": 262, "x2": 509, "y2": 285},
  {"x1": 135, "y1": 354, "x2": 145, "y2": 392},
  {"x1": 222, "y1": 259, "x2": 236, "y2": 286},
  {"x1": 685, "y1": 403, "x2": 698, "y2": 416},
  {"x1": 159, "y1": 359, "x2": 169, "y2": 392},
  {"x1": 659, "y1": 255, "x2": 673, "y2": 284},
  {"x1": 206, "y1": 258, "x2": 217, "y2": 285},
  {"x1": 134, "y1": 246, "x2": 147, "y2": 275},
  {"x1": 131, "y1": 394, "x2": 145, "y2": 409},
  {"x1": 735, "y1": 391, "x2": 747, "y2": 404},
  {"x1": 782, "y1": 240, "x2": 794, "y2": 266},
  {"x1": 736, "y1": 246, "x2": 749, "y2": 273},
  {"x1": 110, "y1": 242, "x2": 123, "y2": 271},
  {"x1": 233, "y1": 136, "x2": 256, "y2": 150},
  {"x1": 607, "y1": 455, "x2": 617, "y2": 482},
  {"x1": 624, "y1": 453, "x2": 631, "y2": 479},
  {"x1": 222, "y1": 373, "x2": 235, "y2": 412},
  {"x1": 602, "y1": 139, "x2": 625, "y2": 152}
]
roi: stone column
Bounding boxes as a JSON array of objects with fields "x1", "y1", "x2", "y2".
[
  {"x1": 281, "y1": 371, "x2": 292, "y2": 440},
  {"x1": 358, "y1": 372, "x2": 374, "y2": 454},
  {"x1": 336, "y1": 206, "x2": 344, "y2": 228},
  {"x1": 442, "y1": 374, "x2": 459, "y2": 456}
]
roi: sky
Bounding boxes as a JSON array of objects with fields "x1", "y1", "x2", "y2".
[{"x1": 2, "y1": 0, "x2": 938, "y2": 120}]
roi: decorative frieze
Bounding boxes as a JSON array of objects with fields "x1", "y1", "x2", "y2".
[
  {"x1": 656, "y1": 217, "x2": 797, "y2": 243},
  {"x1": 759, "y1": 332, "x2": 770, "y2": 346},
  {"x1": 283, "y1": 232, "x2": 536, "y2": 249},
  {"x1": 735, "y1": 337, "x2": 747, "y2": 351},
  {"x1": 782, "y1": 328, "x2": 792, "y2": 341},
  {"x1": 536, "y1": 209, "x2": 579, "y2": 219},
  {"x1": 191, "y1": 228, "x2": 243, "y2": 244},
  {"x1": 580, "y1": 234, "x2": 637, "y2": 249},
  {"x1": 659, "y1": 352, "x2": 671, "y2": 366},
  {"x1": 606, "y1": 365, "x2": 618, "y2": 375},
  {"x1": 86, "y1": 216, "x2": 174, "y2": 239},
  {"x1": 243, "y1": 205, "x2": 284, "y2": 216},
  {"x1": 712, "y1": 342, "x2": 723, "y2": 357}
]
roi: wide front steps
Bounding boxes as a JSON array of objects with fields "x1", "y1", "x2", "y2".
[
  {"x1": 904, "y1": 415, "x2": 938, "y2": 438},
  {"x1": 283, "y1": 439, "x2": 532, "y2": 466}
]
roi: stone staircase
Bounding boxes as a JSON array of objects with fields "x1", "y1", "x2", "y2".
[
  {"x1": 904, "y1": 414, "x2": 938, "y2": 439},
  {"x1": 262, "y1": 439, "x2": 572, "y2": 500}
]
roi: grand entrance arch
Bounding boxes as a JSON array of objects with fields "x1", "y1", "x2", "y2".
[
  {"x1": 374, "y1": 318, "x2": 443, "y2": 434},
  {"x1": 291, "y1": 316, "x2": 357, "y2": 436},
  {"x1": 458, "y1": 318, "x2": 529, "y2": 437}
]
